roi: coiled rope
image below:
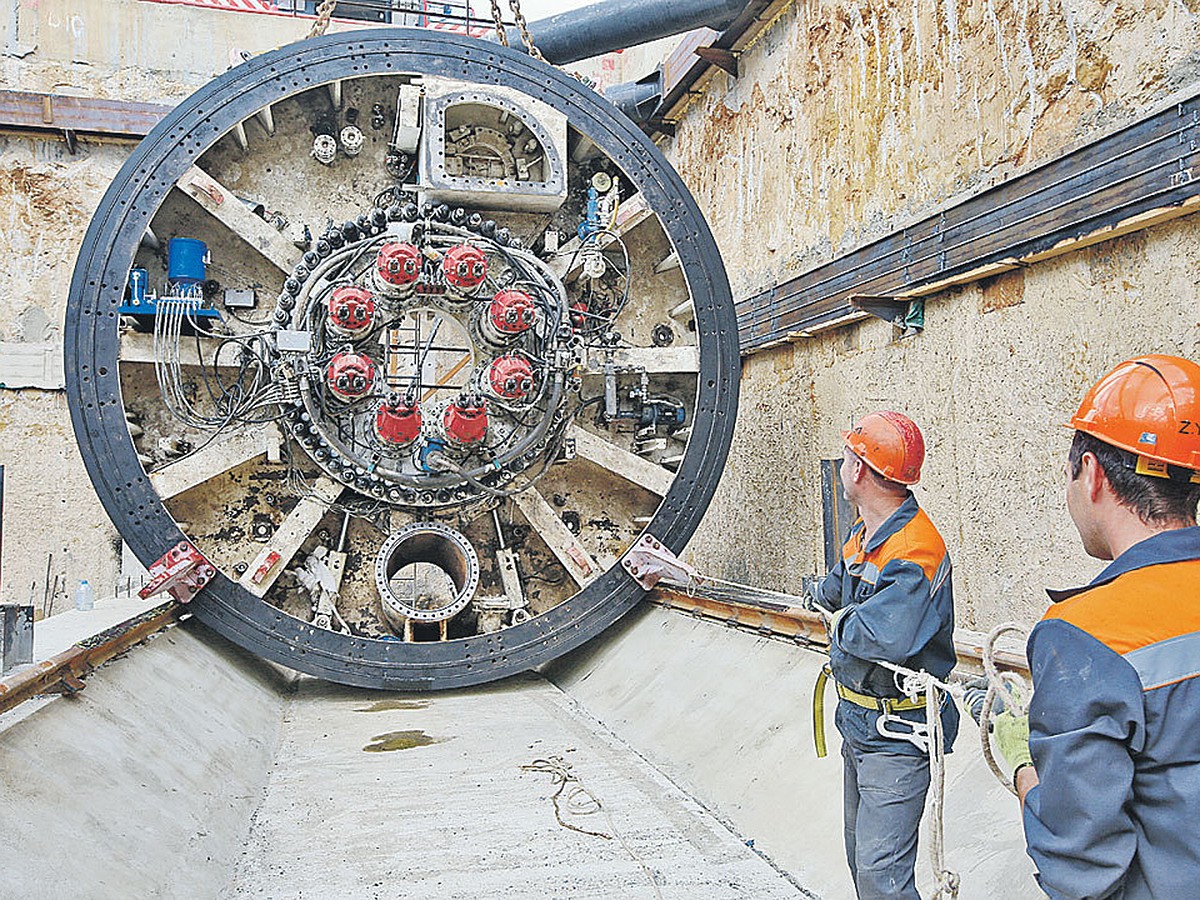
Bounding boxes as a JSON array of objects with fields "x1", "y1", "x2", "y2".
[
  {"x1": 875, "y1": 621, "x2": 1030, "y2": 898},
  {"x1": 521, "y1": 755, "x2": 664, "y2": 899}
]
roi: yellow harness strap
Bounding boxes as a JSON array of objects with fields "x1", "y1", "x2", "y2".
[
  {"x1": 813, "y1": 665, "x2": 832, "y2": 758},
  {"x1": 813, "y1": 664, "x2": 929, "y2": 758}
]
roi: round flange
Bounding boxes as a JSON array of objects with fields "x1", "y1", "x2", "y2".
[
  {"x1": 375, "y1": 522, "x2": 480, "y2": 624},
  {"x1": 65, "y1": 28, "x2": 739, "y2": 690}
]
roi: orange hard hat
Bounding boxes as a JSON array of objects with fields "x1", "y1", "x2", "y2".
[
  {"x1": 842, "y1": 411, "x2": 925, "y2": 485},
  {"x1": 1070, "y1": 355, "x2": 1200, "y2": 474}
]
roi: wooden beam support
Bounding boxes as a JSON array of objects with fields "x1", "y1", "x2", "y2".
[
  {"x1": 176, "y1": 165, "x2": 300, "y2": 273},
  {"x1": 570, "y1": 425, "x2": 673, "y2": 496},
  {"x1": 119, "y1": 331, "x2": 237, "y2": 368},
  {"x1": 582, "y1": 344, "x2": 700, "y2": 375},
  {"x1": 149, "y1": 428, "x2": 278, "y2": 500},
  {"x1": 513, "y1": 488, "x2": 599, "y2": 588},
  {"x1": 239, "y1": 478, "x2": 342, "y2": 597}
]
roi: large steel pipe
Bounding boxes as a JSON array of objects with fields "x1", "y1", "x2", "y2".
[{"x1": 524, "y1": 0, "x2": 747, "y2": 65}]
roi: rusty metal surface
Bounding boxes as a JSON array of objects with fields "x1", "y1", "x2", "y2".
[
  {"x1": 650, "y1": 584, "x2": 1030, "y2": 675},
  {"x1": 655, "y1": 0, "x2": 782, "y2": 126},
  {"x1": 0, "y1": 90, "x2": 172, "y2": 140},
  {"x1": 0, "y1": 602, "x2": 181, "y2": 715}
]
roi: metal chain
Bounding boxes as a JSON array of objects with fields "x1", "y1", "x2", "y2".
[
  {"x1": 306, "y1": 0, "x2": 338, "y2": 39},
  {"x1": 507, "y1": 0, "x2": 546, "y2": 61},
  {"x1": 490, "y1": 0, "x2": 510, "y2": 47}
]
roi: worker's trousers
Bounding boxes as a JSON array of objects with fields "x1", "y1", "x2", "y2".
[{"x1": 841, "y1": 741, "x2": 931, "y2": 900}]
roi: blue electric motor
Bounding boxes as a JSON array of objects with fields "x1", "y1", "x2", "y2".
[{"x1": 167, "y1": 237, "x2": 208, "y2": 292}]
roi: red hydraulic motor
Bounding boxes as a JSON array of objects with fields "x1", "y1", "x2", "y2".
[
  {"x1": 569, "y1": 299, "x2": 589, "y2": 331},
  {"x1": 442, "y1": 244, "x2": 488, "y2": 297},
  {"x1": 483, "y1": 289, "x2": 537, "y2": 345},
  {"x1": 375, "y1": 242, "x2": 422, "y2": 299},
  {"x1": 443, "y1": 395, "x2": 488, "y2": 446},
  {"x1": 487, "y1": 354, "x2": 535, "y2": 400},
  {"x1": 375, "y1": 397, "x2": 422, "y2": 446},
  {"x1": 326, "y1": 350, "x2": 376, "y2": 401},
  {"x1": 327, "y1": 285, "x2": 375, "y2": 335}
]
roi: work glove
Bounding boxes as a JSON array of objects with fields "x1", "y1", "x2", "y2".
[
  {"x1": 962, "y1": 676, "x2": 1008, "y2": 726},
  {"x1": 826, "y1": 605, "x2": 849, "y2": 636},
  {"x1": 802, "y1": 576, "x2": 828, "y2": 613},
  {"x1": 992, "y1": 711, "x2": 1033, "y2": 776}
]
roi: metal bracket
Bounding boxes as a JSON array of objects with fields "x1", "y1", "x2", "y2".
[
  {"x1": 694, "y1": 47, "x2": 738, "y2": 77},
  {"x1": 621, "y1": 534, "x2": 699, "y2": 590},
  {"x1": 138, "y1": 540, "x2": 216, "y2": 604},
  {"x1": 850, "y1": 295, "x2": 924, "y2": 337}
]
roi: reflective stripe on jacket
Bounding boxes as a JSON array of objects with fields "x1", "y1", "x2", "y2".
[
  {"x1": 819, "y1": 492, "x2": 958, "y2": 754},
  {"x1": 1024, "y1": 527, "x2": 1200, "y2": 900}
]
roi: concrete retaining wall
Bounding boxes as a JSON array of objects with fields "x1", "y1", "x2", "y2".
[
  {"x1": 656, "y1": 1, "x2": 1200, "y2": 631},
  {"x1": 549, "y1": 603, "x2": 1040, "y2": 900},
  {"x1": 0, "y1": 620, "x2": 289, "y2": 899}
]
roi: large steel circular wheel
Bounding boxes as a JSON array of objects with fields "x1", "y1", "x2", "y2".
[{"x1": 65, "y1": 29, "x2": 738, "y2": 689}]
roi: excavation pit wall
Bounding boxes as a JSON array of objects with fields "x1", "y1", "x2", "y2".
[
  {"x1": 0, "y1": 606, "x2": 1037, "y2": 899},
  {"x1": 643, "y1": 0, "x2": 1200, "y2": 632}
]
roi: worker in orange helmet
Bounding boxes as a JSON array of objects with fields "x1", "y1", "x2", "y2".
[
  {"x1": 987, "y1": 355, "x2": 1200, "y2": 899},
  {"x1": 810, "y1": 411, "x2": 958, "y2": 899}
]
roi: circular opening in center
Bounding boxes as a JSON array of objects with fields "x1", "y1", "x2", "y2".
[
  {"x1": 389, "y1": 561, "x2": 458, "y2": 614},
  {"x1": 376, "y1": 524, "x2": 479, "y2": 629}
]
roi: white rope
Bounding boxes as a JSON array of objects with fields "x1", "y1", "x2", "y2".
[
  {"x1": 875, "y1": 662, "x2": 959, "y2": 899},
  {"x1": 873, "y1": 621, "x2": 1030, "y2": 896},
  {"x1": 521, "y1": 756, "x2": 663, "y2": 899},
  {"x1": 976, "y1": 622, "x2": 1031, "y2": 796}
]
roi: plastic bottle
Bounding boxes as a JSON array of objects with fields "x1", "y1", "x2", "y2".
[{"x1": 74, "y1": 579, "x2": 95, "y2": 611}]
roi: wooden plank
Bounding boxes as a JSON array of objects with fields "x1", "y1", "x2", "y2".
[
  {"x1": 570, "y1": 425, "x2": 673, "y2": 497},
  {"x1": 176, "y1": 165, "x2": 300, "y2": 273},
  {"x1": 582, "y1": 345, "x2": 700, "y2": 375},
  {"x1": 150, "y1": 428, "x2": 275, "y2": 500},
  {"x1": 513, "y1": 488, "x2": 599, "y2": 588},
  {"x1": 238, "y1": 477, "x2": 342, "y2": 598}
]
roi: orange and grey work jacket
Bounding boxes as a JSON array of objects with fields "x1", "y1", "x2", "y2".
[
  {"x1": 1024, "y1": 527, "x2": 1200, "y2": 900},
  {"x1": 818, "y1": 492, "x2": 958, "y2": 755}
]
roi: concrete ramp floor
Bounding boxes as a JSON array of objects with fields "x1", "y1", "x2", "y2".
[
  {"x1": 0, "y1": 619, "x2": 804, "y2": 899},
  {"x1": 230, "y1": 676, "x2": 803, "y2": 899}
]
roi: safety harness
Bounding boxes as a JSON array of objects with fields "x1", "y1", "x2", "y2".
[{"x1": 812, "y1": 664, "x2": 929, "y2": 757}]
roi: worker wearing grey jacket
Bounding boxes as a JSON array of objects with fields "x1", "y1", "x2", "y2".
[
  {"x1": 990, "y1": 356, "x2": 1200, "y2": 899},
  {"x1": 815, "y1": 411, "x2": 958, "y2": 900}
]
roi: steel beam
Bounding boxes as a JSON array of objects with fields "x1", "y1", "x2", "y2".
[
  {"x1": 523, "y1": 0, "x2": 746, "y2": 66},
  {"x1": 737, "y1": 88, "x2": 1200, "y2": 352},
  {"x1": 650, "y1": 585, "x2": 1030, "y2": 675},
  {"x1": 0, "y1": 602, "x2": 181, "y2": 715},
  {"x1": 0, "y1": 90, "x2": 171, "y2": 140}
]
